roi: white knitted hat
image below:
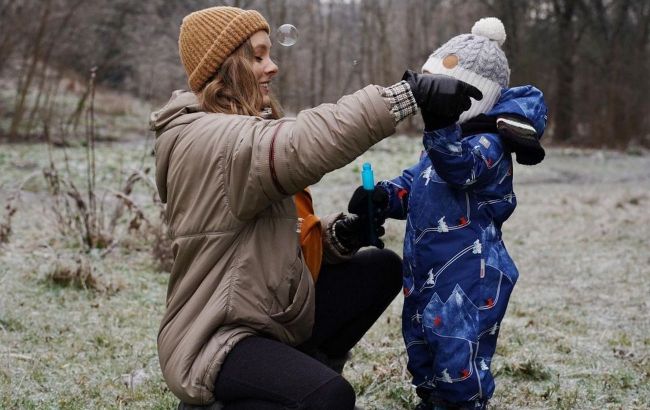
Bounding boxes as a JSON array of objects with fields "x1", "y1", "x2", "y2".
[{"x1": 422, "y1": 17, "x2": 510, "y2": 123}]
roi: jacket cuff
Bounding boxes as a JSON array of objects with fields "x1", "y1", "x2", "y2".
[
  {"x1": 381, "y1": 81, "x2": 418, "y2": 124},
  {"x1": 321, "y1": 213, "x2": 356, "y2": 264}
]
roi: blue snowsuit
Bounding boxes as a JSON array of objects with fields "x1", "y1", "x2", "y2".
[{"x1": 378, "y1": 86, "x2": 547, "y2": 406}]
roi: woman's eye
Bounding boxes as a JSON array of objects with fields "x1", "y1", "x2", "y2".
[{"x1": 255, "y1": 56, "x2": 263, "y2": 62}]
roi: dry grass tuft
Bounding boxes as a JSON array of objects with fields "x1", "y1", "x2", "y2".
[
  {"x1": 110, "y1": 169, "x2": 173, "y2": 273},
  {"x1": 46, "y1": 255, "x2": 123, "y2": 293},
  {"x1": 495, "y1": 357, "x2": 553, "y2": 381}
]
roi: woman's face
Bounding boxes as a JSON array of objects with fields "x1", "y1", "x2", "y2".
[{"x1": 250, "y1": 31, "x2": 278, "y2": 107}]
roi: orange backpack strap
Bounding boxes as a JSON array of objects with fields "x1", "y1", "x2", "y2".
[{"x1": 293, "y1": 189, "x2": 323, "y2": 282}]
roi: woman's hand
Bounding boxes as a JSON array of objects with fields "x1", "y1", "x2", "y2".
[
  {"x1": 334, "y1": 214, "x2": 386, "y2": 251},
  {"x1": 402, "y1": 70, "x2": 483, "y2": 130}
]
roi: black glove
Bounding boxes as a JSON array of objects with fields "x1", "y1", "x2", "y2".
[
  {"x1": 496, "y1": 115, "x2": 545, "y2": 165},
  {"x1": 460, "y1": 114, "x2": 545, "y2": 166},
  {"x1": 334, "y1": 214, "x2": 385, "y2": 250},
  {"x1": 347, "y1": 185, "x2": 389, "y2": 221},
  {"x1": 459, "y1": 113, "x2": 497, "y2": 136},
  {"x1": 402, "y1": 70, "x2": 483, "y2": 130}
]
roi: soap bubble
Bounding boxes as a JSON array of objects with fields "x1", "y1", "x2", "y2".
[{"x1": 277, "y1": 24, "x2": 298, "y2": 46}]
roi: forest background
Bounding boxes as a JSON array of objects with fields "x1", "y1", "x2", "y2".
[{"x1": 1, "y1": 0, "x2": 650, "y2": 146}]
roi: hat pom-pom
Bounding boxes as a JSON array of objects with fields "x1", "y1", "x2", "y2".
[{"x1": 471, "y1": 17, "x2": 506, "y2": 46}]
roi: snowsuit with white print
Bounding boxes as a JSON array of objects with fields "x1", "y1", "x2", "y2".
[{"x1": 377, "y1": 86, "x2": 547, "y2": 407}]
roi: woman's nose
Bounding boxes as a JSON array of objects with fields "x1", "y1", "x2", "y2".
[{"x1": 266, "y1": 59, "x2": 279, "y2": 77}]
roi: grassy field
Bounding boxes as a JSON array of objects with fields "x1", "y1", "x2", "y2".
[{"x1": 1, "y1": 135, "x2": 649, "y2": 409}]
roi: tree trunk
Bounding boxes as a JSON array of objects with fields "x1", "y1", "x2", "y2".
[
  {"x1": 552, "y1": 0, "x2": 577, "y2": 142},
  {"x1": 8, "y1": 0, "x2": 51, "y2": 138}
]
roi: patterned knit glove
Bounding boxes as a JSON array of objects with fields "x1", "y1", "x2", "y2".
[{"x1": 333, "y1": 214, "x2": 385, "y2": 252}]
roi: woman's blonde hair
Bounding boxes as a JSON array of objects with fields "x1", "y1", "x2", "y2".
[{"x1": 199, "y1": 40, "x2": 282, "y2": 119}]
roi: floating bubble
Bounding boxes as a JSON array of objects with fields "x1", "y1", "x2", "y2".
[{"x1": 277, "y1": 24, "x2": 298, "y2": 47}]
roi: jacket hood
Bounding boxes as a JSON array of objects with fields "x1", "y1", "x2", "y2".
[
  {"x1": 151, "y1": 90, "x2": 206, "y2": 203},
  {"x1": 150, "y1": 90, "x2": 202, "y2": 133},
  {"x1": 487, "y1": 85, "x2": 547, "y2": 138}
]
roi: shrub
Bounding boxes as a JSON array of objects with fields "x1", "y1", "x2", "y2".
[{"x1": 0, "y1": 193, "x2": 18, "y2": 244}]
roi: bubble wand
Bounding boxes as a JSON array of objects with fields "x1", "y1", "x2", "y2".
[{"x1": 361, "y1": 163, "x2": 379, "y2": 247}]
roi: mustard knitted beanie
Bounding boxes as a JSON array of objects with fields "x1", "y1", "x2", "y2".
[{"x1": 179, "y1": 6, "x2": 270, "y2": 93}]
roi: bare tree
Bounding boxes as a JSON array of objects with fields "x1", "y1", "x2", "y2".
[
  {"x1": 549, "y1": 0, "x2": 585, "y2": 142},
  {"x1": 1, "y1": 0, "x2": 649, "y2": 147},
  {"x1": 8, "y1": 0, "x2": 52, "y2": 138}
]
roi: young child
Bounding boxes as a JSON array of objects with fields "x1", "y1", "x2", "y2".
[{"x1": 348, "y1": 18, "x2": 547, "y2": 410}]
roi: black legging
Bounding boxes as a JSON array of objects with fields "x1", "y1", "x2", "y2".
[{"x1": 213, "y1": 248, "x2": 402, "y2": 410}]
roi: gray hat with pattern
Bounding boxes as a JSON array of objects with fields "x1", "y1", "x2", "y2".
[{"x1": 422, "y1": 17, "x2": 510, "y2": 123}]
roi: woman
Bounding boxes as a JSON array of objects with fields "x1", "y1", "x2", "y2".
[{"x1": 150, "y1": 6, "x2": 481, "y2": 409}]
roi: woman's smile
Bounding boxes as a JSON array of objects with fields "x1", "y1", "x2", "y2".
[{"x1": 259, "y1": 81, "x2": 270, "y2": 94}]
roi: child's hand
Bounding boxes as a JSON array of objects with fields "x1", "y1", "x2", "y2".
[
  {"x1": 402, "y1": 70, "x2": 482, "y2": 130},
  {"x1": 496, "y1": 115, "x2": 545, "y2": 165},
  {"x1": 347, "y1": 185, "x2": 389, "y2": 220}
]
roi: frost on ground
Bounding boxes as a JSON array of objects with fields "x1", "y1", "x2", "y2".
[{"x1": 1, "y1": 136, "x2": 649, "y2": 409}]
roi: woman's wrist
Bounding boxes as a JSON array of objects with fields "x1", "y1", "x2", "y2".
[{"x1": 381, "y1": 81, "x2": 418, "y2": 124}]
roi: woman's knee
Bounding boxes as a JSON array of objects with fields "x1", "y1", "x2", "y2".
[{"x1": 301, "y1": 375, "x2": 355, "y2": 410}]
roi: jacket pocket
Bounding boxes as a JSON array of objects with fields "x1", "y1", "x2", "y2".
[{"x1": 270, "y1": 262, "x2": 312, "y2": 325}]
